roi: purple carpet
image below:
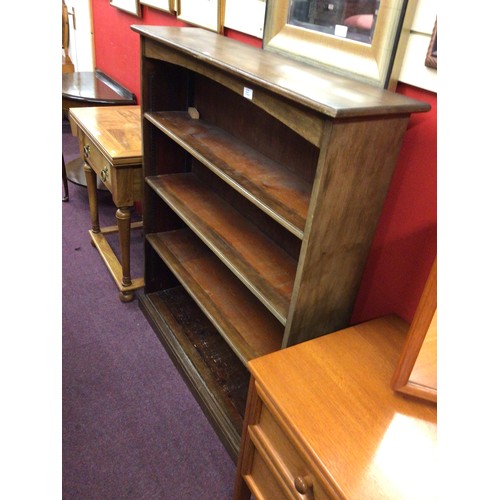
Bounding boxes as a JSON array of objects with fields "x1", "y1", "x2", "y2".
[{"x1": 62, "y1": 119, "x2": 235, "y2": 498}]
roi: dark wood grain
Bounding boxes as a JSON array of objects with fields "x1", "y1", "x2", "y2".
[
  {"x1": 143, "y1": 38, "x2": 326, "y2": 146},
  {"x1": 285, "y1": 115, "x2": 411, "y2": 345},
  {"x1": 147, "y1": 173, "x2": 297, "y2": 324},
  {"x1": 62, "y1": 70, "x2": 136, "y2": 113},
  {"x1": 135, "y1": 26, "x2": 430, "y2": 461},
  {"x1": 132, "y1": 26, "x2": 430, "y2": 118},
  {"x1": 140, "y1": 288, "x2": 249, "y2": 461},
  {"x1": 145, "y1": 111, "x2": 311, "y2": 237},
  {"x1": 147, "y1": 229, "x2": 283, "y2": 362}
]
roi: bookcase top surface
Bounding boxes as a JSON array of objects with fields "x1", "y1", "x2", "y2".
[{"x1": 132, "y1": 25, "x2": 430, "y2": 119}]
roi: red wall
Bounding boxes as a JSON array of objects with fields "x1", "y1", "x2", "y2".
[
  {"x1": 350, "y1": 84, "x2": 437, "y2": 324},
  {"x1": 91, "y1": 2, "x2": 261, "y2": 99},
  {"x1": 92, "y1": 1, "x2": 437, "y2": 325}
]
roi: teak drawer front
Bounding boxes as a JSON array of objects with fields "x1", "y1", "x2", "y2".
[
  {"x1": 250, "y1": 402, "x2": 332, "y2": 499},
  {"x1": 79, "y1": 130, "x2": 113, "y2": 192},
  {"x1": 244, "y1": 443, "x2": 292, "y2": 500}
]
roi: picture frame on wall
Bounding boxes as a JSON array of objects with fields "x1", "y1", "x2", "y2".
[
  {"x1": 177, "y1": 0, "x2": 221, "y2": 32},
  {"x1": 110, "y1": 0, "x2": 142, "y2": 16},
  {"x1": 425, "y1": 19, "x2": 437, "y2": 69},
  {"x1": 263, "y1": 0, "x2": 413, "y2": 88},
  {"x1": 140, "y1": 0, "x2": 176, "y2": 13},
  {"x1": 224, "y1": 0, "x2": 267, "y2": 39}
]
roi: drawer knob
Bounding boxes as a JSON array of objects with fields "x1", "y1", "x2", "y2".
[
  {"x1": 83, "y1": 144, "x2": 90, "y2": 158},
  {"x1": 100, "y1": 166, "x2": 109, "y2": 182},
  {"x1": 294, "y1": 475, "x2": 313, "y2": 494}
]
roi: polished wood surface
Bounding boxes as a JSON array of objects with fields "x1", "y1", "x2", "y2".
[
  {"x1": 234, "y1": 316, "x2": 437, "y2": 499},
  {"x1": 69, "y1": 106, "x2": 142, "y2": 168},
  {"x1": 147, "y1": 173, "x2": 297, "y2": 324},
  {"x1": 145, "y1": 111, "x2": 311, "y2": 238},
  {"x1": 62, "y1": 70, "x2": 136, "y2": 112},
  {"x1": 69, "y1": 105, "x2": 144, "y2": 302},
  {"x1": 147, "y1": 230, "x2": 283, "y2": 362},
  {"x1": 135, "y1": 26, "x2": 430, "y2": 459},
  {"x1": 131, "y1": 26, "x2": 430, "y2": 119},
  {"x1": 284, "y1": 115, "x2": 410, "y2": 345}
]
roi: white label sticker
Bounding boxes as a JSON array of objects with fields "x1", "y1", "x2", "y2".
[
  {"x1": 243, "y1": 87, "x2": 253, "y2": 100},
  {"x1": 334, "y1": 24, "x2": 348, "y2": 38}
]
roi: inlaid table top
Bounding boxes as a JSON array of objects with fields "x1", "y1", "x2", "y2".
[{"x1": 69, "y1": 105, "x2": 142, "y2": 166}]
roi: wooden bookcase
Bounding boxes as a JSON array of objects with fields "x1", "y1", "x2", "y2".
[{"x1": 131, "y1": 25, "x2": 430, "y2": 461}]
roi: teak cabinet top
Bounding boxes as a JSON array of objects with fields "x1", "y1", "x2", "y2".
[
  {"x1": 131, "y1": 26, "x2": 430, "y2": 119},
  {"x1": 245, "y1": 316, "x2": 437, "y2": 499}
]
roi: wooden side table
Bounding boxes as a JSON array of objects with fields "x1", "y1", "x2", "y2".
[
  {"x1": 233, "y1": 316, "x2": 437, "y2": 499},
  {"x1": 69, "y1": 105, "x2": 144, "y2": 302},
  {"x1": 62, "y1": 70, "x2": 137, "y2": 189}
]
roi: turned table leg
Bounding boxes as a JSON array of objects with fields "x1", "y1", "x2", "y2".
[
  {"x1": 116, "y1": 206, "x2": 134, "y2": 303},
  {"x1": 62, "y1": 155, "x2": 69, "y2": 202},
  {"x1": 84, "y1": 162, "x2": 100, "y2": 236}
]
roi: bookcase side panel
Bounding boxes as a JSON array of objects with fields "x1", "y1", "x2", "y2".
[{"x1": 284, "y1": 115, "x2": 410, "y2": 346}]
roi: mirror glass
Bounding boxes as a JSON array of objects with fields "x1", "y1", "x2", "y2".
[{"x1": 287, "y1": 0, "x2": 379, "y2": 44}]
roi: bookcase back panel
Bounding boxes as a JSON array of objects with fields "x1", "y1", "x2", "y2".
[
  {"x1": 192, "y1": 74, "x2": 319, "y2": 184},
  {"x1": 142, "y1": 57, "x2": 190, "y2": 113},
  {"x1": 144, "y1": 39, "x2": 326, "y2": 147},
  {"x1": 192, "y1": 162, "x2": 302, "y2": 260}
]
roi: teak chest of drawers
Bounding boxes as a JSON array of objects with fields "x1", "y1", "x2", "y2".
[
  {"x1": 233, "y1": 316, "x2": 437, "y2": 499},
  {"x1": 131, "y1": 25, "x2": 430, "y2": 459},
  {"x1": 69, "y1": 105, "x2": 144, "y2": 302}
]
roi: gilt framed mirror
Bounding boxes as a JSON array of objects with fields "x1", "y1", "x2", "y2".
[
  {"x1": 263, "y1": 0, "x2": 415, "y2": 88},
  {"x1": 391, "y1": 257, "x2": 437, "y2": 403}
]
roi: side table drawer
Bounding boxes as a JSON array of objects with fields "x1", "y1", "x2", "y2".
[
  {"x1": 249, "y1": 398, "x2": 334, "y2": 499},
  {"x1": 79, "y1": 131, "x2": 113, "y2": 191}
]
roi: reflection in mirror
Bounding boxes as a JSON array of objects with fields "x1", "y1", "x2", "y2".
[{"x1": 288, "y1": 0, "x2": 379, "y2": 44}]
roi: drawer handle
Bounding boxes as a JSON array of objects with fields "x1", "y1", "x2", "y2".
[
  {"x1": 83, "y1": 144, "x2": 90, "y2": 158},
  {"x1": 100, "y1": 166, "x2": 109, "y2": 182},
  {"x1": 294, "y1": 475, "x2": 313, "y2": 495}
]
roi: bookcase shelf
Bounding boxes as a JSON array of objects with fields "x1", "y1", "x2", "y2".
[
  {"x1": 147, "y1": 229, "x2": 283, "y2": 363},
  {"x1": 145, "y1": 111, "x2": 311, "y2": 238},
  {"x1": 132, "y1": 25, "x2": 430, "y2": 461},
  {"x1": 147, "y1": 173, "x2": 296, "y2": 324}
]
